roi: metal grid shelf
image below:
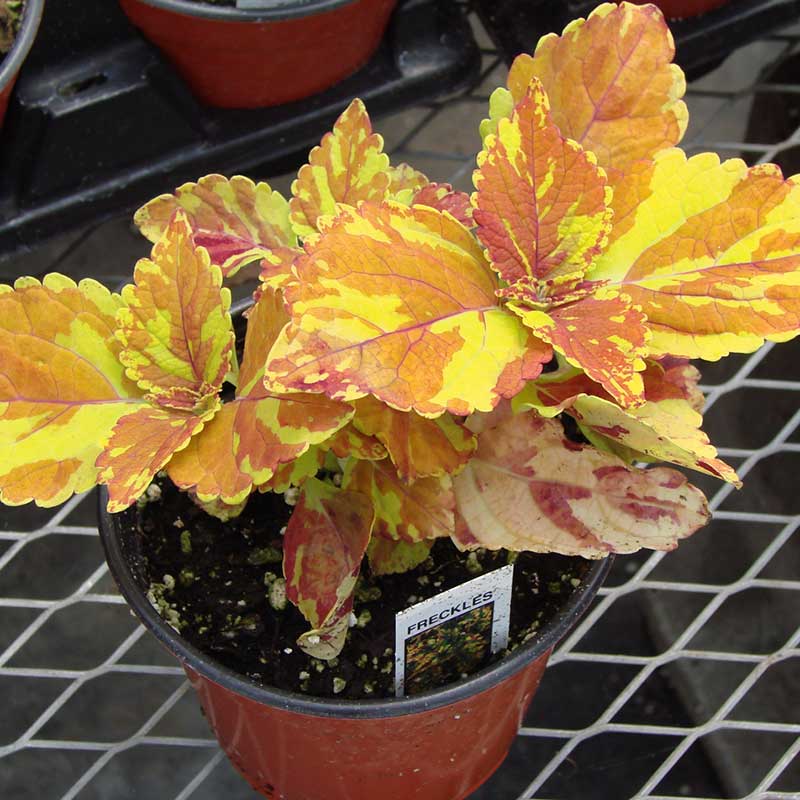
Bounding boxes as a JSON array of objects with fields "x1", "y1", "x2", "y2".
[{"x1": 1, "y1": 11, "x2": 799, "y2": 800}]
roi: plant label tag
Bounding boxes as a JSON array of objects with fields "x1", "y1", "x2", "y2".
[{"x1": 394, "y1": 564, "x2": 514, "y2": 697}]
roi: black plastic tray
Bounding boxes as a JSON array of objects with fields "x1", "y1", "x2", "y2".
[
  {"x1": 0, "y1": 0, "x2": 480, "y2": 261},
  {"x1": 476, "y1": 0, "x2": 800, "y2": 80}
]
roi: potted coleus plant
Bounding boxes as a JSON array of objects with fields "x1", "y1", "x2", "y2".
[
  {"x1": 0, "y1": 0, "x2": 44, "y2": 128},
  {"x1": 2, "y1": 2, "x2": 799, "y2": 798},
  {"x1": 117, "y1": 0, "x2": 398, "y2": 108}
]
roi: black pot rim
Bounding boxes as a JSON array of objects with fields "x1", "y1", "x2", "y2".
[
  {"x1": 0, "y1": 0, "x2": 45, "y2": 93},
  {"x1": 98, "y1": 486, "x2": 612, "y2": 719},
  {"x1": 124, "y1": 0, "x2": 357, "y2": 23}
]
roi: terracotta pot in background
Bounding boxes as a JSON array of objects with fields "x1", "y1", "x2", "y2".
[
  {"x1": 117, "y1": 0, "x2": 398, "y2": 108},
  {"x1": 99, "y1": 490, "x2": 612, "y2": 800},
  {"x1": 631, "y1": 0, "x2": 730, "y2": 19},
  {"x1": 0, "y1": 0, "x2": 45, "y2": 128}
]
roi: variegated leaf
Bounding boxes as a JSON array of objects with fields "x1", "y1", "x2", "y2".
[
  {"x1": 258, "y1": 445, "x2": 327, "y2": 494},
  {"x1": 290, "y1": 99, "x2": 392, "y2": 238},
  {"x1": 265, "y1": 202, "x2": 552, "y2": 416},
  {"x1": 283, "y1": 478, "x2": 374, "y2": 659},
  {"x1": 515, "y1": 361, "x2": 736, "y2": 483},
  {"x1": 166, "y1": 402, "x2": 254, "y2": 507},
  {"x1": 343, "y1": 458, "x2": 454, "y2": 542},
  {"x1": 474, "y1": 80, "x2": 612, "y2": 284},
  {"x1": 453, "y1": 411, "x2": 709, "y2": 557},
  {"x1": 572, "y1": 394, "x2": 740, "y2": 485},
  {"x1": 98, "y1": 402, "x2": 219, "y2": 513},
  {"x1": 167, "y1": 290, "x2": 352, "y2": 500},
  {"x1": 0, "y1": 276, "x2": 143, "y2": 506},
  {"x1": 367, "y1": 534, "x2": 433, "y2": 576},
  {"x1": 589, "y1": 153, "x2": 800, "y2": 360},
  {"x1": 134, "y1": 175, "x2": 296, "y2": 278},
  {"x1": 412, "y1": 182, "x2": 474, "y2": 227},
  {"x1": 117, "y1": 213, "x2": 235, "y2": 409},
  {"x1": 351, "y1": 396, "x2": 475, "y2": 482},
  {"x1": 258, "y1": 246, "x2": 303, "y2": 292},
  {"x1": 326, "y1": 425, "x2": 387, "y2": 461},
  {"x1": 387, "y1": 163, "x2": 430, "y2": 205},
  {"x1": 506, "y1": 289, "x2": 649, "y2": 407},
  {"x1": 503, "y1": 2, "x2": 687, "y2": 181}
]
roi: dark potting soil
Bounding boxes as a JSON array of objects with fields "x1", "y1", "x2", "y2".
[{"x1": 135, "y1": 477, "x2": 591, "y2": 699}]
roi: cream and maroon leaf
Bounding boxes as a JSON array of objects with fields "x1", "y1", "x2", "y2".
[
  {"x1": 589, "y1": 153, "x2": 800, "y2": 360},
  {"x1": 289, "y1": 99, "x2": 392, "y2": 238},
  {"x1": 343, "y1": 458, "x2": 454, "y2": 543},
  {"x1": 265, "y1": 202, "x2": 551, "y2": 417},
  {"x1": 515, "y1": 361, "x2": 737, "y2": 483},
  {"x1": 453, "y1": 411, "x2": 709, "y2": 557},
  {"x1": 116, "y1": 213, "x2": 235, "y2": 409},
  {"x1": 0, "y1": 275, "x2": 143, "y2": 506},
  {"x1": 474, "y1": 80, "x2": 612, "y2": 285},
  {"x1": 283, "y1": 478, "x2": 374, "y2": 659},
  {"x1": 134, "y1": 174, "x2": 297, "y2": 278}
]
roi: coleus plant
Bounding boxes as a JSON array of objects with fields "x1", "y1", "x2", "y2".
[{"x1": 2, "y1": 2, "x2": 799, "y2": 661}]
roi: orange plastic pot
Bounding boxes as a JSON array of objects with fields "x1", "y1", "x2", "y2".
[
  {"x1": 99, "y1": 490, "x2": 611, "y2": 800},
  {"x1": 117, "y1": 0, "x2": 398, "y2": 108},
  {"x1": 0, "y1": 0, "x2": 44, "y2": 128}
]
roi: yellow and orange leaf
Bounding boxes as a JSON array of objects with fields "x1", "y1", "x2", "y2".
[
  {"x1": 98, "y1": 402, "x2": 219, "y2": 513},
  {"x1": 453, "y1": 411, "x2": 709, "y2": 557},
  {"x1": 265, "y1": 202, "x2": 551, "y2": 416},
  {"x1": 343, "y1": 458, "x2": 454, "y2": 543},
  {"x1": 283, "y1": 478, "x2": 374, "y2": 659},
  {"x1": 387, "y1": 163, "x2": 430, "y2": 204},
  {"x1": 589, "y1": 153, "x2": 800, "y2": 360},
  {"x1": 412, "y1": 182, "x2": 474, "y2": 227},
  {"x1": 351, "y1": 396, "x2": 475, "y2": 482},
  {"x1": 0, "y1": 275, "x2": 143, "y2": 506},
  {"x1": 326, "y1": 425, "x2": 387, "y2": 461},
  {"x1": 258, "y1": 445, "x2": 327, "y2": 494},
  {"x1": 166, "y1": 403, "x2": 254, "y2": 508},
  {"x1": 289, "y1": 99, "x2": 392, "y2": 238},
  {"x1": 134, "y1": 174, "x2": 296, "y2": 278},
  {"x1": 117, "y1": 213, "x2": 235, "y2": 409},
  {"x1": 474, "y1": 80, "x2": 612, "y2": 284},
  {"x1": 167, "y1": 289, "x2": 352, "y2": 500},
  {"x1": 503, "y1": 2, "x2": 687, "y2": 183},
  {"x1": 506, "y1": 289, "x2": 649, "y2": 407}
]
